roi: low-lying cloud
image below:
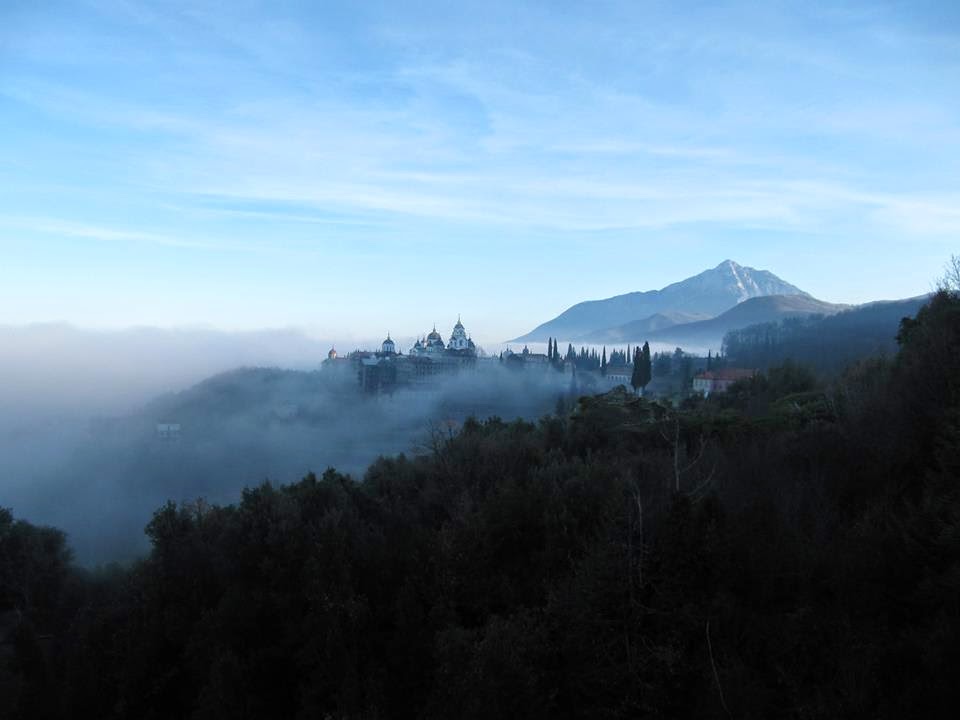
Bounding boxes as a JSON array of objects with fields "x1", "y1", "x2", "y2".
[{"x1": 0, "y1": 326, "x2": 571, "y2": 564}]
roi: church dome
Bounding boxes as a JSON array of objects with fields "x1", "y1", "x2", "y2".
[
  {"x1": 447, "y1": 315, "x2": 471, "y2": 351},
  {"x1": 327, "y1": 347, "x2": 337, "y2": 360},
  {"x1": 427, "y1": 325, "x2": 443, "y2": 342},
  {"x1": 381, "y1": 333, "x2": 396, "y2": 354}
]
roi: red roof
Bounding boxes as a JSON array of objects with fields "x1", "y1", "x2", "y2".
[{"x1": 695, "y1": 368, "x2": 757, "y2": 381}]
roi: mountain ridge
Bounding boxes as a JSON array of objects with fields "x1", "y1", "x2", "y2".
[
  {"x1": 575, "y1": 310, "x2": 711, "y2": 343},
  {"x1": 644, "y1": 294, "x2": 850, "y2": 350},
  {"x1": 510, "y1": 260, "x2": 807, "y2": 343}
]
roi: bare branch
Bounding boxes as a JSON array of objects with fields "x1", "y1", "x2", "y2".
[
  {"x1": 938, "y1": 254, "x2": 960, "y2": 294},
  {"x1": 688, "y1": 463, "x2": 719, "y2": 501},
  {"x1": 707, "y1": 620, "x2": 733, "y2": 720},
  {"x1": 680, "y1": 436, "x2": 708, "y2": 476}
]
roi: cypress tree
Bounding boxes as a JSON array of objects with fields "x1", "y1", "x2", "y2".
[
  {"x1": 601, "y1": 346, "x2": 607, "y2": 376},
  {"x1": 630, "y1": 346, "x2": 643, "y2": 394},
  {"x1": 641, "y1": 341, "x2": 652, "y2": 391}
]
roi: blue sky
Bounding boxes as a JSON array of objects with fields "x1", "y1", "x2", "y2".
[{"x1": 1, "y1": 0, "x2": 958, "y2": 344}]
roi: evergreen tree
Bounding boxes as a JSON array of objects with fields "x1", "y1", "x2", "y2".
[
  {"x1": 641, "y1": 341, "x2": 652, "y2": 390},
  {"x1": 601, "y1": 346, "x2": 607, "y2": 376},
  {"x1": 630, "y1": 347, "x2": 643, "y2": 394}
]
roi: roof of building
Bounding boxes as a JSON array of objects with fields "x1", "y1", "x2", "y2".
[{"x1": 695, "y1": 368, "x2": 757, "y2": 381}]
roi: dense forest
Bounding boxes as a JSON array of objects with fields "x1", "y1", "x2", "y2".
[
  {"x1": 2, "y1": 286, "x2": 959, "y2": 719},
  {"x1": 721, "y1": 295, "x2": 928, "y2": 375}
]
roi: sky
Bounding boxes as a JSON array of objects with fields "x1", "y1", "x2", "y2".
[{"x1": 1, "y1": 0, "x2": 958, "y2": 345}]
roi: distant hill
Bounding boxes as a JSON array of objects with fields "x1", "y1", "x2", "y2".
[
  {"x1": 511, "y1": 260, "x2": 806, "y2": 343},
  {"x1": 576, "y1": 310, "x2": 710, "y2": 343},
  {"x1": 645, "y1": 294, "x2": 849, "y2": 350},
  {"x1": 723, "y1": 295, "x2": 930, "y2": 374}
]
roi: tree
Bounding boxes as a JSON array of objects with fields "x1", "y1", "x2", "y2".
[
  {"x1": 641, "y1": 342, "x2": 651, "y2": 390},
  {"x1": 630, "y1": 347, "x2": 643, "y2": 394},
  {"x1": 631, "y1": 343, "x2": 652, "y2": 394},
  {"x1": 601, "y1": 347, "x2": 607, "y2": 376},
  {"x1": 940, "y1": 253, "x2": 960, "y2": 294}
]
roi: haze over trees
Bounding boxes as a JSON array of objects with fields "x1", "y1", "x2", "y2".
[
  {"x1": 2, "y1": 265, "x2": 959, "y2": 719},
  {"x1": 722, "y1": 295, "x2": 929, "y2": 375},
  {"x1": 2, "y1": 364, "x2": 574, "y2": 565}
]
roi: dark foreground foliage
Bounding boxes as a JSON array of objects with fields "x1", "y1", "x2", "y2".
[{"x1": 2, "y1": 290, "x2": 960, "y2": 719}]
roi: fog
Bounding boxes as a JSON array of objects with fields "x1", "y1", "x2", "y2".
[
  {"x1": 0, "y1": 323, "x2": 340, "y2": 420},
  {"x1": 0, "y1": 326, "x2": 572, "y2": 564}
]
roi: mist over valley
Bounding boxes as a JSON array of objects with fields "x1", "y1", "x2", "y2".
[
  {"x1": 1, "y1": 344, "x2": 570, "y2": 563},
  {"x1": 0, "y1": 263, "x2": 928, "y2": 564}
]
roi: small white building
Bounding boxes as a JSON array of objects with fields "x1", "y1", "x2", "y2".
[
  {"x1": 693, "y1": 368, "x2": 757, "y2": 396},
  {"x1": 156, "y1": 423, "x2": 181, "y2": 441}
]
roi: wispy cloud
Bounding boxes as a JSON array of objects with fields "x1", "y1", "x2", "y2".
[
  {"x1": 0, "y1": 216, "x2": 218, "y2": 250},
  {"x1": 1, "y1": 0, "x2": 957, "y2": 328}
]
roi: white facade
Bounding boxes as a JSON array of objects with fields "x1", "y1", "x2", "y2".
[
  {"x1": 448, "y1": 317, "x2": 470, "y2": 351},
  {"x1": 410, "y1": 319, "x2": 476, "y2": 357}
]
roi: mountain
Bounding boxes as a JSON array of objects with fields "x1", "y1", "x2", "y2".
[
  {"x1": 510, "y1": 260, "x2": 806, "y2": 343},
  {"x1": 644, "y1": 294, "x2": 849, "y2": 350},
  {"x1": 576, "y1": 310, "x2": 710, "y2": 343}
]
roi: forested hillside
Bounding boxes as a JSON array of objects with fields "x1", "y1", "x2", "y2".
[
  {"x1": 723, "y1": 295, "x2": 929, "y2": 374},
  {"x1": 2, "y1": 289, "x2": 959, "y2": 719}
]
